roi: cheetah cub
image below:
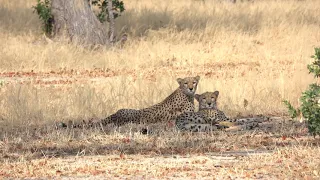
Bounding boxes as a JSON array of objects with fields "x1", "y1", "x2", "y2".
[{"x1": 176, "y1": 91, "x2": 268, "y2": 132}]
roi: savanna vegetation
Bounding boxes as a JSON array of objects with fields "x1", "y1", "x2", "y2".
[{"x1": 0, "y1": 0, "x2": 319, "y2": 179}]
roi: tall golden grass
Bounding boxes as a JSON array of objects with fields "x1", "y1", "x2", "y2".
[{"x1": 0, "y1": 0, "x2": 319, "y2": 127}]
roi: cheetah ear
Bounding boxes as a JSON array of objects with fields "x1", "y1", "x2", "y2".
[
  {"x1": 177, "y1": 78, "x2": 183, "y2": 85},
  {"x1": 195, "y1": 75, "x2": 200, "y2": 81},
  {"x1": 195, "y1": 94, "x2": 201, "y2": 102},
  {"x1": 213, "y1": 91, "x2": 219, "y2": 98}
]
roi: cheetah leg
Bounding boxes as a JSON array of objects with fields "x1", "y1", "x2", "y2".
[
  {"x1": 181, "y1": 123, "x2": 221, "y2": 132},
  {"x1": 225, "y1": 116, "x2": 269, "y2": 131}
]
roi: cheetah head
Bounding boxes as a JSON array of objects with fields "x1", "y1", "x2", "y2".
[
  {"x1": 177, "y1": 76, "x2": 200, "y2": 96},
  {"x1": 195, "y1": 91, "x2": 219, "y2": 110}
]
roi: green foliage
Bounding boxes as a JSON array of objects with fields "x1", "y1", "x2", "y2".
[
  {"x1": 33, "y1": 0, "x2": 126, "y2": 34},
  {"x1": 308, "y1": 48, "x2": 320, "y2": 78},
  {"x1": 32, "y1": 0, "x2": 53, "y2": 36},
  {"x1": 91, "y1": 0, "x2": 125, "y2": 23},
  {"x1": 284, "y1": 47, "x2": 320, "y2": 137},
  {"x1": 283, "y1": 100, "x2": 299, "y2": 119},
  {"x1": 300, "y1": 84, "x2": 320, "y2": 137}
]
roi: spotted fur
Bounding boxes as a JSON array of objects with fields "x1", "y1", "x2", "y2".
[
  {"x1": 57, "y1": 76, "x2": 200, "y2": 129},
  {"x1": 176, "y1": 91, "x2": 268, "y2": 132},
  {"x1": 101, "y1": 76, "x2": 201, "y2": 126}
]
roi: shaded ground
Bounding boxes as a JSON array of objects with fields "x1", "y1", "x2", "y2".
[
  {"x1": 0, "y1": 117, "x2": 319, "y2": 179},
  {"x1": 1, "y1": 149, "x2": 319, "y2": 179}
]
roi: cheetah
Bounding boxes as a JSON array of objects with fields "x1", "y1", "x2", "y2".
[
  {"x1": 176, "y1": 91, "x2": 268, "y2": 132},
  {"x1": 101, "y1": 76, "x2": 200, "y2": 126},
  {"x1": 57, "y1": 76, "x2": 200, "y2": 129}
]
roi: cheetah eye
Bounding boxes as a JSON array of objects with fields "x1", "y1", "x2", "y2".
[{"x1": 193, "y1": 82, "x2": 197, "y2": 84}]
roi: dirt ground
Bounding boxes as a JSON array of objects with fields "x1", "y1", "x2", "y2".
[{"x1": 0, "y1": 115, "x2": 319, "y2": 179}]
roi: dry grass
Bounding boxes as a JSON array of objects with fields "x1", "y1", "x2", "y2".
[
  {"x1": 1, "y1": 147, "x2": 320, "y2": 179},
  {"x1": 0, "y1": 0, "x2": 319, "y2": 123},
  {"x1": 1, "y1": 0, "x2": 320, "y2": 178},
  {"x1": 0, "y1": 121, "x2": 319, "y2": 179}
]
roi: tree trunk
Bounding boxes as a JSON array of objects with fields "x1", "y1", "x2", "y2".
[
  {"x1": 107, "y1": 0, "x2": 115, "y2": 44},
  {"x1": 51, "y1": 0, "x2": 109, "y2": 45}
]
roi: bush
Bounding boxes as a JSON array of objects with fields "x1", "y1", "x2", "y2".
[
  {"x1": 92, "y1": 0, "x2": 125, "y2": 23},
  {"x1": 300, "y1": 84, "x2": 320, "y2": 137},
  {"x1": 284, "y1": 48, "x2": 320, "y2": 137},
  {"x1": 33, "y1": 0, "x2": 125, "y2": 35},
  {"x1": 32, "y1": 0, "x2": 53, "y2": 36}
]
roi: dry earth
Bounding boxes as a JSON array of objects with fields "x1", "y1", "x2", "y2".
[{"x1": 0, "y1": 116, "x2": 319, "y2": 179}]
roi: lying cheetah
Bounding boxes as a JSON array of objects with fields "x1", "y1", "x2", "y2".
[
  {"x1": 57, "y1": 76, "x2": 200, "y2": 129},
  {"x1": 103, "y1": 76, "x2": 200, "y2": 126},
  {"x1": 176, "y1": 91, "x2": 268, "y2": 132}
]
